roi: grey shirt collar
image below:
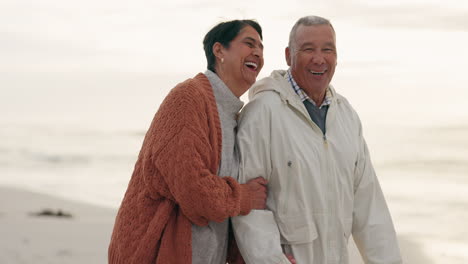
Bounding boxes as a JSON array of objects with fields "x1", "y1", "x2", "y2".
[{"x1": 204, "y1": 70, "x2": 244, "y2": 117}]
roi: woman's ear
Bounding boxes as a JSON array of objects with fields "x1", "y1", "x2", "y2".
[{"x1": 213, "y1": 42, "x2": 224, "y2": 61}]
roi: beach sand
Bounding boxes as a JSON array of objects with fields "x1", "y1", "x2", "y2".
[
  {"x1": 0, "y1": 185, "x2": 431, "y2": 263},
  {"x1": 0, "y1": 186, "x2": 116, "y2": 264},
  {"x1": 347, "y1": 234, "x2": 434, "y2": 264}
]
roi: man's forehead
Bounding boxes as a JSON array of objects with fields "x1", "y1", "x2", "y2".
[
  {"x1": 296, "y1": 24, "x2": 334, "y2": 35},
  {"x1": 295, "y1": 25, "x2": 336, "y2": 42}
]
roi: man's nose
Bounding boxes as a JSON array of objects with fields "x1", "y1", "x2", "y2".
[{"x1": 311, "y1": 53, "x2": 325, "y2": 64}]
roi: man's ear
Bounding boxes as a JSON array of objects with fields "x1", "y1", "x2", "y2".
[{"x1": 285, "y1": 47, "x2": 292, "y2": 66}]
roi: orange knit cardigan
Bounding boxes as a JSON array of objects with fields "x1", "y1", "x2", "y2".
[{"x1": 108, "y1": 73, "x2": 253, "y2": 264}]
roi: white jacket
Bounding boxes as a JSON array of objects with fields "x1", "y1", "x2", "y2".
[{"x1": 232, "y1": 70, "x2": 402, "y2": 264}]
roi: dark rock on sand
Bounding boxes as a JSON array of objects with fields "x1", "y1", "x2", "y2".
[{"x1": 29, "y1": 209, "x2": 73, "y2": 218}]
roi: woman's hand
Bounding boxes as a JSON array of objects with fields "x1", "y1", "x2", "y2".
[
  {"x1": 286, "y1": 254, "x2": 297, "y2": 264},
  {"x1": 245, "y1": 177, "x2": 268, "y2": 209}
]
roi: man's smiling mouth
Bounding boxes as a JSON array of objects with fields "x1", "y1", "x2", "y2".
[{"x1": 309, "y1": 70, "x2": 326, "y2": 76}]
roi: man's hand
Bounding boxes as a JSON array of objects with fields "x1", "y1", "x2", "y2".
[{"x1": 245, "y1": 177, "x2": 268, "y2": 209}]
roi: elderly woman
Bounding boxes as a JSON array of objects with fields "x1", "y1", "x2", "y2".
[{"x1": 108, "y1": 20, "x2": 266, "y2": 264}]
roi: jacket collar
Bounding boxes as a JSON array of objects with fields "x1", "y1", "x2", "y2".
[{"x1": 249, "y1": 70, "x2": 337, "y2": 106}]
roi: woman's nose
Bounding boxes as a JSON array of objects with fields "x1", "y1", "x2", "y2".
[
  {"x1": 253, "y1": 50, "x2": 260, "y2": 58},
  {"x1": 252, "y1": 46, "x2": 263, "y2": 58}
]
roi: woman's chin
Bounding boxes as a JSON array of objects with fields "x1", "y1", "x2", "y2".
[{"x1": 243, "y1": 77, "x2": 257, "y2": 88}]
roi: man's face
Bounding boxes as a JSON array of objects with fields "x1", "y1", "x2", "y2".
[{"x1": 286, "y1": 24, "x2": 337, "y2": 96}]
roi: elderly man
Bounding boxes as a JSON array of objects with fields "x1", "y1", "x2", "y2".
[{"x1": 232, "y1": 16, "x2": 402, "y2": 264}]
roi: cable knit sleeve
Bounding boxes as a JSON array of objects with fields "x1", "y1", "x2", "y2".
[
  {"x1": 138, "y1": 75, "x2": 252, "y2": 226},
  {"x1": 154, "y1": 127, "x2": 252, "y2": 226}
]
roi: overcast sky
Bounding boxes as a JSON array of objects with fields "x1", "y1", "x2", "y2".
[
  {"x1": 2, "y1": 0, "x2": 468, "y2": 127},
  {"x1": 1, "y1": 0, "x2": 468, "y2": 75}
]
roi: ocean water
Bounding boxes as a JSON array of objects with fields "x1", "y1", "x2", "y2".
[
  {"x1": 367, "y1": 125, "x2": 468, "y2": 263},
  {"x1": 1, "y1": 71, "x2": 468, "y2": 263}
]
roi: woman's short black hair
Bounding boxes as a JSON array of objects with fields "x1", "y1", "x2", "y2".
[{"x1": 203, "y1": 20, "x2": 262, "y2": 73}]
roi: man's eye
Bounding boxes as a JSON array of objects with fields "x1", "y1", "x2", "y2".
[
  {"x1": 323, "y1": 48, "x2": 334, "y2": 53},
  {"x1": 245, "y1": 42, "x2": 254, "y2": 48}
]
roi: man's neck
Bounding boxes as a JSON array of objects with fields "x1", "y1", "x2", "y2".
[{"x1": 306, "y1": 89, "x2": 326, "y2": 106}]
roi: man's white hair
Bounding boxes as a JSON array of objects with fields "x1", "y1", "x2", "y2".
[{"x1": 288, "y1": 15, "x2": 335, "y2": 51}]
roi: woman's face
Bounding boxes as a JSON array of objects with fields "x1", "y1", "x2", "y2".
[{"x1": 217, "y1": 25, "x2": 264, "y2": 96}]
